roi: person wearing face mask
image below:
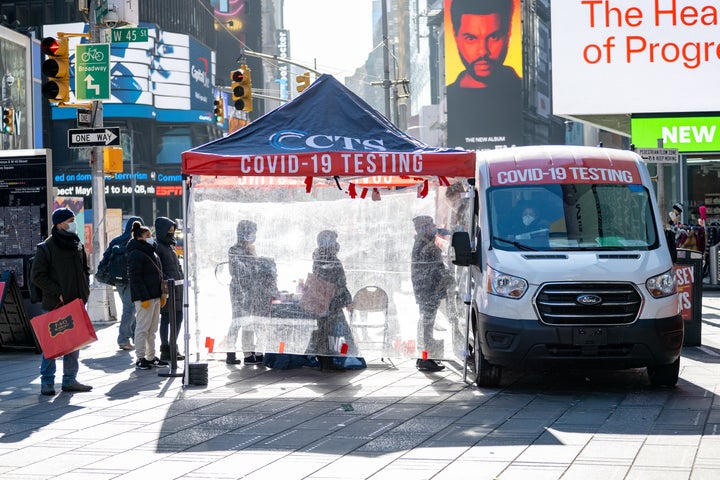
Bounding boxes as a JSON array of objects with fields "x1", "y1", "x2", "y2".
[
  {"x1": 126, "y1": 221, "x2": 168, "y2": 370},
  {"x1": 31, "y1": 207, "x2": 93, "y2": 395},
  {"x1": 516, "y1": 204, "x2": 550, "y2": 233},
  {"x1": 311, "y1": 230, "x2": 363, "y2": 371},
  {"x1": 154, "y1": 217, "x2": 185, "y2": 362},
  {"x1": 521, "y1": 206, "x2": 539, "y2": 229},
  {"x1": 225, "y1": 220, "x2": 279, "y2": 365},
  {"x1": 411, "y1": 216, "x2": 451, "y2": 372}
]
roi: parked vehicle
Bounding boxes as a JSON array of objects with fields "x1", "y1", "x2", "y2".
[{"x1": 451, "y1": 146, "x2": 683, "y2": 387}]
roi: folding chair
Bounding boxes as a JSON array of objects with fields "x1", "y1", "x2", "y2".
[{"x1": 351, "y1": 286, "x2": 389, "y2": 359}]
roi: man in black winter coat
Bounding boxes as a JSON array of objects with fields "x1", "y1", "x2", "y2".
[
  {"x1": 411, "y1": 216, "x2": 449, "y2": 372},
  {"x1": 154, "y1": 217, "x2": 185, "y2": 361},
  {"x1": 31, "y1": 207, "x2": 93, "y2": 395}
]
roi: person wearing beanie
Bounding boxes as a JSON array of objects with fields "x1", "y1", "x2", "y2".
[
  {"x1": 154, "y1": 216, "x2": 185, "y2": 362},
  {"x1": 97, "y1": 216, "x2": 144, "y2": 350},
  {"x1": 30, "y1": 207, "x2": 93, "y2": 395},
  {"x1": 411, "y1": 215, "x2": 449, "y2": 372},
  {"x1": 225, "y1": 220, "x2": 278, "y2": 365}
]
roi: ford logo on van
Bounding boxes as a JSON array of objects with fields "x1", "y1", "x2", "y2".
[{"x1": 577, "y1": 294, "x2": 602, "y2": 305}]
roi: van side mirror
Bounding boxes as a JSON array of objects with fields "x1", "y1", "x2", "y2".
[
  {"x1": 665, "y1": 229, "x2": 677, "y2": 263},
  {"x1": 451, "y1": 231, "x2": 473, "y2": 266}
]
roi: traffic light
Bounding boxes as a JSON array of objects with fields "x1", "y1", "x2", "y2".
[
  {"x1": 2, "y1": 107, "x2": 14, "y2": 134},
  {"x1": 296, "y1": 72, "x2": 311, "y2": 92},
  {"x1": 40, "y1": 36, "x2": 70, "y2": 102},
  {"x1": 231, "y1": 65, "x2": 252, "y2": 112},
  {"x1": 213, "y1": 98, "x2": 224, "y2": 123}
]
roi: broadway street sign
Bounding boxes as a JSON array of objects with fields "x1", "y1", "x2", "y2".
[{"x1": 68, "y1": 127, "x2": 121, "y2": 148}]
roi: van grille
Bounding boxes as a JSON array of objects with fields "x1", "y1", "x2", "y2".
[{"x1": 534, "y1": 282, "x2": 642, "y2": 326}]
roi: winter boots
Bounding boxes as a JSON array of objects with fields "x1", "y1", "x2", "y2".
[{"x1": 226, "y1": 352, "x2": 241, "y2": 364}]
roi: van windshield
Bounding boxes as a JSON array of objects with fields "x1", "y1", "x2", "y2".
[{"x1": 488, "y1": 183, "x2": 659, "y2": 251}]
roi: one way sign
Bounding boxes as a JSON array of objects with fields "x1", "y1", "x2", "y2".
[{"x1": 68, "y1": 127, "x2": 121, "y2": 148}]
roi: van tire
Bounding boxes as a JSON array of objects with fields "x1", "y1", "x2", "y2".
[
  {"x1": 473, "y1": 326, "x2": 502, "y2": 388},
  {"x1": 647, "y1": 357, "x2": 680, "y2": 387}
]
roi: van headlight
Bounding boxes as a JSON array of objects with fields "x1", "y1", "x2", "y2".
[
  {"x1": 487, "y1": 266, "x2": 527, "y2": 299},
  {"x1": 646, "y1": 269, "x2": 677, "y2": 298}
]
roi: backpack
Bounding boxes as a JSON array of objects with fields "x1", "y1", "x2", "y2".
[
  {"x1": 28, "y1": 243, "x2": 50, "y2": 303},
  {"x1": 95, "y1": 252, "x2": 113, "y2": 285},
  {"x1": 104, "y1": 240, "x2": 130, "y2": 284}
]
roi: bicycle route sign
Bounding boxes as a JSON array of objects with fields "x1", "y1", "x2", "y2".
[{"x1": 75, "y1": 43, "x2": 111, "y2": 101}]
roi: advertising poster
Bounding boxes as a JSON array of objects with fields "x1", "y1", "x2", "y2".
[
  {"x1": 551, "y1": 1, "x2": 720, "y2": 114},
  {"x1": 444, "y1": 0, "x2": 523, "y2": 150}
]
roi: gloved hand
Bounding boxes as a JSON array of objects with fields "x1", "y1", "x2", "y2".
[
  {"x1": 161, "y1": 298, "x2": 167, "y2": 308},
  {"x1": 141, "y1": 300, "x2": 150, "y2": 309}
]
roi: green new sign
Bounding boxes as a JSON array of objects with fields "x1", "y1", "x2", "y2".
[
  {"x1": 75, "y1": 43, "x2": 111, "y2": 101},
  {"x1": 111, "y1": 27, "x2": 149, "y2": 43},
  {"x1": 631, "y1": 116, "x2": 720, "y2": 153}
]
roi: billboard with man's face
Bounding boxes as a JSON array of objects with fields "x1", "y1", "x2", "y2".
[{"x1": 444, "y1": 0, "x2": 523, "y2": 151}]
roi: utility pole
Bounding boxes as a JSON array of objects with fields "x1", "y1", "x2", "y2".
[
  {"x1": 86, "y1": 0, "x2": 114, "y2": 322},
  {"x1": 381, "y1": 0, "x2": 391, "y2": 120}
]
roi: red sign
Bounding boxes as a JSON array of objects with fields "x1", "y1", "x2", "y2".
[
  {"x1": 674, "y1": 264, "x2": 693, "y2": 321},
  {"x1": 488, "y1": 156, "x2": 642, "y2": 186},
  {"x1": 156, "y1": 186, "x2": 183, "y2": 196},
  {"x1": 183, "y1": 150, "x2": 476, "y2": 178}
]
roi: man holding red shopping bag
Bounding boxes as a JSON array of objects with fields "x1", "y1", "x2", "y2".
[{"x1": 31, "y1": 207, "x2": 93, "y2": 396}]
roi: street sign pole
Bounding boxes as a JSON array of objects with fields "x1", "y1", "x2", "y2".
[
  {"x1": 657, "y1": 139, "x2": 665, "y2": 222},
  {"x1": 87, "y1": 0, "x2": 115, "y2": 323}
]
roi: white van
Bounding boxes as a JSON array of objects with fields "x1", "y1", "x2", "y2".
[{"x1": 450, "y1": 145, "x2": 683, "y2": 387}]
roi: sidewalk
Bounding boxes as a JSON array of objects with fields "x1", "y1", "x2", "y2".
[{"x1": 0, "y1": 293, "x2": 719, "y2": 479}]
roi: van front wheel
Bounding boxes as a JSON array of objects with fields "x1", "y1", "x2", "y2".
[
  {"x1": 647, "y1": 357, "x2": 680, "y2": 387},
  {"x1": 473, "y1": 327, "x2": 502, "y2": 388}
]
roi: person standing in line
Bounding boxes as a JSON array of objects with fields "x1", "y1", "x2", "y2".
[
  {"x1": 411, "y1": 216, "x2": 449, "y2": 372},
  {"x1": 97, "y1": 216, "x2": 144, "y2": 351},
  {"x1": 154, "y1": 217, "x2": 185, "y2": 362},
  {"x1": 226, "y1": 220, "x2": 278, "y2": 365},
  {"x1": 126, "y1": 221, "x2": 168, "y2": 370},
  {"x1": 31, "y1": 207, "x2": 93, "y2": 395}
]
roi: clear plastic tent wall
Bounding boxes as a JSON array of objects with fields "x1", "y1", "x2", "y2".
[{"x1": 186, "y1": 176, "x2": 473, "y2": 363}]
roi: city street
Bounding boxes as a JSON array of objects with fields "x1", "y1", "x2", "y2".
[{"x1": 1, "y1": 292, "x2": 719, "y2": 479}]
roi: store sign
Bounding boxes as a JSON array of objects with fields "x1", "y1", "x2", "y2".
[
  {"x1": 675, "y1": 264, "x2": 693, "y2": 322},
  {"x1": 631, "y1": 116, "x2": 720, "y2": 152}
]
